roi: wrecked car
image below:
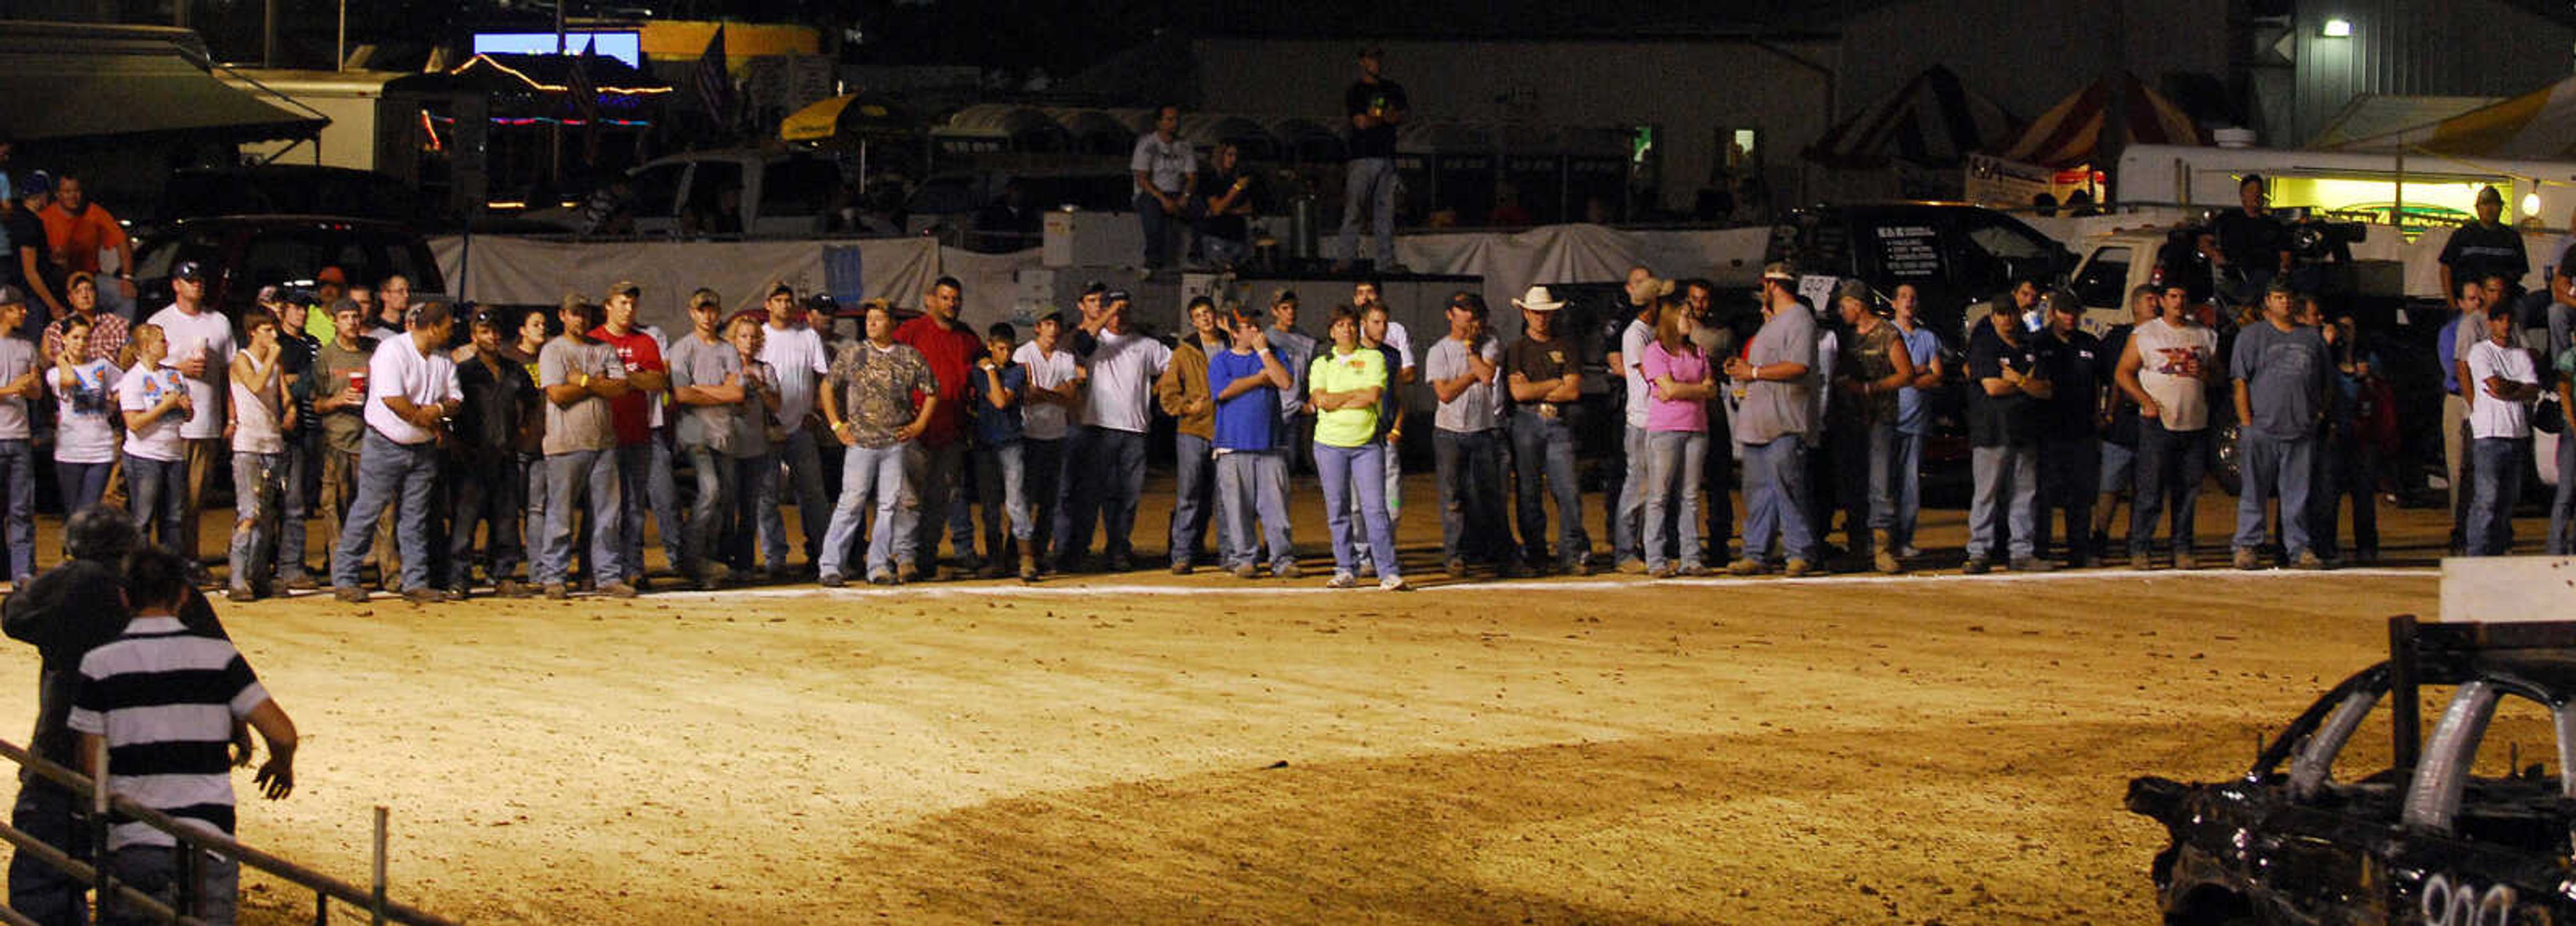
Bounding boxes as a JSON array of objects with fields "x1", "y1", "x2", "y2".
[{"x1": 2130, "y1": 617, "x2": 2576, "y2": 924}]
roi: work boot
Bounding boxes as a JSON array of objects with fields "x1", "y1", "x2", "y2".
[
  {"x1": 2233, "y1": 548, "x2": 2261, "y2": 570},
  {"x1": 1782, "y1": 558, "x2": 1815, "y2": 577},
  {"x1": 1962, "y1": 558, "x2": 1992, "y2": 575},
  {"x1": 1725, "y1": 558, "x2": 1766, "y2": 576},
  {"x1": 1872, "y1": 529, "x2": 1900, "y2": 574},
  {"x1": 1018, "y1": 550, "x2": 1039, "y2": 582}
]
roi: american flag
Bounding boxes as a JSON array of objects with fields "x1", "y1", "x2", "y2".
[{"x1": 694, "y1": 24, "x2": 733, "y2": 132}]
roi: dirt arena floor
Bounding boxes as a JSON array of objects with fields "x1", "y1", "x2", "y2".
[{"x1": 0, "y1": 472, "x2": 2493, "y2": 923}]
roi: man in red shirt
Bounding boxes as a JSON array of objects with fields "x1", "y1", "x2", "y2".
[
  {"x1": 38, "y1": 174, "x2": 133, "y2": 319},
  {"x1": 590, "y1": 281, "x2": 674, "y2": 590},
  {"x1": 893, "y1": 276, "x2": 982, "y2": 580}
]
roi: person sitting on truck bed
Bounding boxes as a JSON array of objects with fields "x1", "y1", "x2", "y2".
[
  {"x1": 2440, "y1": 185, "x2": 2529, "y2": 309},
  {"x1": 2211, "y1": 174, "x2": 2290, "y2": 307}
]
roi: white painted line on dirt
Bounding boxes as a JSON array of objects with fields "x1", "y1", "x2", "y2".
[{"x1": 646, "y1": 566, "x2": 2435, "y2": 602}]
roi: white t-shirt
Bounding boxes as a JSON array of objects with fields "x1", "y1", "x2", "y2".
[
  {"x1": 757, "y1": 323, "x2": 831, "y2": 427},
  {"x1": 1809, "y1": 327, "x2": 1839, "y2": 439},
  {"x1": 1083, "y1": 329, "x2": 1172, "y2": 434},
  {"x1": 2131, "y1": 317, "x2": 2218, "y2": 433},
  {"x1": 117, "y1": 363, "x2": 188, "y2": 462},
  {"x1": 1129, "y1": 132, "x2": 1196, "y2": 195},
  {"x1": 642, "y1": 324, "x2": 671, "y2": 430},
  {"x1": 1013, "y1": 340, "x2": 1079, "y2": 441},
  {"x1": 1379, "y1": 319, "x2": 1415, "y2": 371},
  {"x1": 228, "y1": 354, "x2": 285, "y2": 455},
  {"x1": 361, "y1": 335, "x2": 463, "y2": 446},
  {"x1": 146, "y1": 303, "x2": 235, "y2": 440},
  {"x1": 53, "y1": 359, "x2": 121, "y2": 464},
  {"x1": 1620, "y1": 317, "x2": 1652, "y2": 429},
  {"x1": 2467, "y1": 339, "x2": 2538, "y2": 439}
]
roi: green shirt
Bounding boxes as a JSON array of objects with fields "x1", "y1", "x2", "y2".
[{"x1": 1308, "y1": 346, "x2": 1387, "y2": 449}]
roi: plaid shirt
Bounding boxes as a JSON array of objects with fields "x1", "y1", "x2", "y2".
[{"x1": 40, "y1": 311, "x2": 127, "y2": 366}]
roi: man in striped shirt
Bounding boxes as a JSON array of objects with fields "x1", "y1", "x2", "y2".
[{"x1": 68, "y1": 547, "x2": 296, "y2": 926}]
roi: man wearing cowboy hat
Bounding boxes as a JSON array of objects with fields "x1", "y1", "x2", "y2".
[
  {"x1": 1502, "y1": 285, "x2": 1590, "y2": 574},
  {"x1": 1723, "y1": 263, "x2": 1821, "y2": 576}
]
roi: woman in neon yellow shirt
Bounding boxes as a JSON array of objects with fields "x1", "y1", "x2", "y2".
[{"x1": 1308, "y1": 306, "x2": 1404, "y2": 590}]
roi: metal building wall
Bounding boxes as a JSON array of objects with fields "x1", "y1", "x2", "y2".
[{"x1": 2289, "y1": 0, "x2": 2575, "y2": 144}]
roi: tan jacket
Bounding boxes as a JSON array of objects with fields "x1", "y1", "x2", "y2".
[{"x1": 1155, "y1": 335, "x2": 1218, "y2": 440}]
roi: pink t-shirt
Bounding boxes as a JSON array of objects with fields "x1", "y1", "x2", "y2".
[{"x1": 1640, "y1": 342, "x2": 1710, "y2": 433}]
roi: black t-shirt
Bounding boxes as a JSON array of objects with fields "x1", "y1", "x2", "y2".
[
  {"x1": 452, "y1": 352, "x2": 534, "y2": 464},
  {"x1": 2212, "y1": 209, "x2": 2288, "y2": 275},
  {"x1": 3, "y1": 209, "x2": 53, "y2": 300},
  {"x1": 2098, "y1": 323, "x2": 2139, "y2": 446},
  {"x1": 1344, "y1": 79, "x2": 1407, "y2": 160},
  {"x1": 1503, "y1": 336, "x2": 1578, "y2": 411},
  {"x1": 2440, "y1": 221, "x2": 2530, "y2": 291},
  {"x1": 277, "y1": 330, "x2": 318, "y2": 437},
  {"x1": 2032, "y1": 329, "x2": 2102, "y2": 439},
  {"x1": 1195, "y1": 168, "x2": 1265, "y2": 242},
  {"x1": 1965, "y1": 321, "x2": 2041, "y2": 447}
]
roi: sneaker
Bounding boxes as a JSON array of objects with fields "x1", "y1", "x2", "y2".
[
  {"x1": 496, "y1": 579, "x2": 533, "y2": 599},
  {"x1": 1566, "y1": 560, "x2": 1592, "y2": 577},
  {"x1": 598, "y1": 581, "x2": 639, "y2": 599},
  {"x1": 2293, "y1": 550, "x2": 2328, "y2": 570},
  {"x1": 543, "y1": 582, "x2": 570, "y2": 600},
  {"x1": 333, "y1": 586, "x2": 368, "y2": 603},
  {"x1": 1962, "y1": 558, "x2": 1992, "y2": 575},
  {"x1": 819, "y1": 572, "x2": 845, "y2": 588},
  {"x1": 1378, "y1": 574, "x2": 1409, "y2": 592},
  {"x1": 1725, "y1": 558, "x2": 1766, "y2": 576},
  {"x1": 1273, "y1": 562, "x2": 1303, "y2": 580},
  {"x1": 2130, "y1": 552, "x2": 2153, "y2": 571},
  {"x1": 1171, "y1": 562, "x2": 1193, "y2": 576},
  {"x1": 282, "y1": 573, "x2": 319, "y2": 591},
  {"x1": 226, "y1": 584, "x2": 256, "y2": 603},
  {"x1": 1326, "y1": 571, "x2": 1358, "y2": 589},
  {"x1": 1105, "y1": 553, "x2": 1134, "y2": 573},
  {"x1": 2232, "y1": 548, "x2": 2261, "y2": 570},
  {"x1": 1648, "y1": 563, "x2": 1676, "y2": 579},
  {"x1": 1782, "y1": 558, "x2": 1816, "y2": 578},
  {"x1": 1679, "y1": 562, "x2": 1711, "y2": 577},
  {"x1": 1897, "y1": 545, "x2": 1923, "y2": 559},
  {"x1": 1615, "y1": 559, "x2": 1648, "y2": 575},
  {"x1": 868, "y1": 573, "x2": 898, "y2": 586},
  {"x1": 2009, "y1": 558, "x2": 2057, "y2": 573},
  {"x1": 1233, "y1": 564, "x2": 1260, "y2": 579}
]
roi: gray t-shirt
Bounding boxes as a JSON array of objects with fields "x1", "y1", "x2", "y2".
[
  {"x1": 2230, "y1": 320, "x2": 2328, "y2": 440},
  {"x1": 1425, "y1": 334, "x2": 1501, "y2": 433},
  {"x1": 0, "y1": 337, "x2": 33, "y2": 440},
  {"x1": 667, "y1": 332, "x2": 741, "y2": 454},
  {"x1": 1731, "y1": 305, "x2": 1819, "y2": 446},
  {"x1": 1268, "y1": 327, "x2": 1318, "y2": 417},
  {"x1": 731, "y1": 358, "x2": 774, "y2": 459},
  {"x1": 539, "y1": 337, "x2": 623, "y2": 456}
]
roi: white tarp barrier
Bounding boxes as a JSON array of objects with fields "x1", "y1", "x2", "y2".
[{"x1": 432, "y1": 223, "x2": 1774, "y2": 332}]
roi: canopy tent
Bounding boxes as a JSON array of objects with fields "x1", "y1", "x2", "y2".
[
  {"x1": 1044, "y1": 107, "x2": 1136, "y2": 155},
  {"x1": 1803, "y1": 65, "x2": 2022, "y2": 169},
  {"x1": 2326, "y1": 76, "x2": 2576, "y2": 158},
  {"x1": 2309, "y1": 95, "x2": 2502, "y2": 150},
  {"x1": 1995, "y1": 72, "x2": 2202, "y2": 168},
  {"x1": 0, "y1": 21, "x2": 323, "y2": 143}
]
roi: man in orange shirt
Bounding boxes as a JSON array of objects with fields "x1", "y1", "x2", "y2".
[{"x1": 37, "y1": 174, "x2": 131, "y2": 319}]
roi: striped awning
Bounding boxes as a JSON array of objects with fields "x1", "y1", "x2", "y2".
[
  {"x1": 1996, "y1": 72, "x2": 2202, "y2": 168},
  {"x1": 1804, "y1": 66, "x2": 2023, "y2": 170},
  {"x1": 2329, "y1": 77, "x2": 2576, "y2": 158}
]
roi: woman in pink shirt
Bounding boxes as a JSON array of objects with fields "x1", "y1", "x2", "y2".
[{"x1": 1640, "y1": 295, "x2": 1718, "y2": 576}]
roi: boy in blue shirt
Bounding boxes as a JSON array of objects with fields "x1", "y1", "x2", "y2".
[
  {"x1": 967, "y1": 322, "x2": 1036, "y2": 580},
  {"x1": 1208, "y1": 309, "x2": 1299, "y2": 578}
]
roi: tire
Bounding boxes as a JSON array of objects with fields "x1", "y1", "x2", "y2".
[{"x1": 2211, "y1": 420, "x2": 2242, "y2": 497}]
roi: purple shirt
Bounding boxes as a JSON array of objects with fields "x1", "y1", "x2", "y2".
[{"x1": 1640, "y1": 342, "x2": 1711, "y2": 433}]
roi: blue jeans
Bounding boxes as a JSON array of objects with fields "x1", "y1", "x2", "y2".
[
  {"x1": 1216, "y1": 450, "x2": 1294, "y2": 571},
  {"x1": 1318, "y1": 442, "x2": 1398, "y2": 576},
  {"x1": 614, "y1": 438, "x2": 682, "y2": 582},
  {"x1": 2131, "y1": 424, "x2": 2209, "y2": 556},
  {"x1": 1509, "y1": 409, "x2": 1589, "y2": 566},
  {"x1": 971, "y1": 443, "x2": 1031, "y2": 558},
  {"x1": 1643, "y1": 430, "x2": 1707, "y2": 571},
  {"x1": 1053, "y1": 426, "x2": 1147, "y2": 564},
  {"x1": 1434, "y1": 428, "x2": 1511, "y2": 564},
  {"x1": 1170, "y1": 432, "x2": 1215, "y2": 566},
  {"x1": 333, "y1": 430, "x2": 439, "y2": 591},
  {"x1": 102, "y1": 845, "x2": 237, "y2": 926},
  {"x1": 226, "y1": 451, "x2": 282, "y2": 590},
  {"x1": 1833, "y1": 421, "x2": 1898, "y2": 547},
  {"x1": 0, "y1": 440, "x2": 33, "y2": 580},
  {"x1": 1890, "y1": 429, "x2": 1926, "y2": 552},
  {"x1": 1740, "y1": 435, "x2": 1814, "y2": 566},
  {"x1": 1135, "y1": 190, "x2": 1181, "y2": 268},
  {"x1": 1612, "y1": 423, "x2": 1649, "y2": 565},
  {"x1": 1344, "y1": 438, "x2": 1401, "y2": 568},
  {"x1": 2469, "y1": 437, "x2": 2526, "y2": 556},
  {"x1": 53, "y1": 460, "x2": 111, "y2": 556},
  {"x1": 904, "y1": 440, "x2": 972, "y2": 568},
  {"x1": 9, "y1": 779, "x2": 87, "y2": 926},
  {"x1": 1022, "y1": 438, "x2": 1063, "y2": 564},
  {"x1": 2233, "y1": 433, "x2": 2316, "y2": 558},
  {"x1": 681, "y1": 444, "x2": 735, "y2": 580},
  {"x1": 538, "y1": 449, "x2": 621, "y2": 586},
  {"x1": 275, "y1": 434, "x2": 316, "y2": 580},
  {"x1": 820, "y1": 442, "x2": 910, "y2": 579},
  {"x1": 1968, "y1": 444, "x2": 2038, "y2": 561},
  {"x1": 2553, "y1": 433, "x2": 2576, "y2": 555},
  {"x1": 519, "y1": 451, "x2": 548, "y2": 572},
  {"x1": 729, "y1": 453, "x2": 775, "y2": 571},
  {"x1": 125, "y1": 455, "x2": 186, "y2": 554},
  {"x1": 447, "y1": 454, "x2": 526, "y2": 588},
  {"x1": 1338, "y1": 156, "x2": 1400, "y2": 267},
  {"x1": 759, "y1": 428, "x2": 830, "y2": 569}
]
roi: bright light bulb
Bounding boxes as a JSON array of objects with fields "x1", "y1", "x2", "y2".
[
  {"x1": 2322, "y1": 18, "x2": 2353, "y2": 37},
  {"x1": 2524, "y1": 193, "x2": 2542, "y2": 216}
]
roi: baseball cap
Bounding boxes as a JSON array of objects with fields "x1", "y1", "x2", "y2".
[
  {"x1": 21, "y1": 171, "x2": 48, "y2": 197},
  {"x1": 1760, "y1": 262, "x2": 1798, "y2": 283},
  {"x1": 2263, "y1": 276, "x2": 2298, "y2": 295},
  {"x1": 608, "y1": 280, "x2": 642, "y2": 299},
  {"x1": 256, "y1": 285, "x2": 284, "y2": 304},
  {"x1": 688, "y1": 287, "x2": 721, "y2": 309},
  {"x1": 2041, "y1": 289, "x2": 2083, "y2": 314},
  {"x1": 0, "y1": 285, "x2": 22, "y2": 307},
  {"x1": 314, "y1": 266, "x2": 346, "y2": 286},
  {"x1": 768, "y1": 281, "x2": 796, "y2": 299},
  {"x1": 1104, "y1": 289, "x2": 1133, "y2": 304},
  {"x1": 1833, "y1": 279, "x2": 1877, "y2": 306},
  {"x1": 172, "y1": 260, "x2": 205, "y2": 282}
]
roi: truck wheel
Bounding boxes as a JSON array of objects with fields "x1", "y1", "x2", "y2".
[{"x1": 2211, "y1": 421, "x2": 2242, "y2": 497}]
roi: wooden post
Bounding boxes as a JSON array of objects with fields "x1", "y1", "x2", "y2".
[
  {"x1": 371, "y1": 806, "x2": 388, "y2": 926},
  {"x1": 89, "y1": 737, "x2": 109, "y2": 921},
  {"x1": 2391, "y1": 614, "x2": 2421, "y2": 772}
]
